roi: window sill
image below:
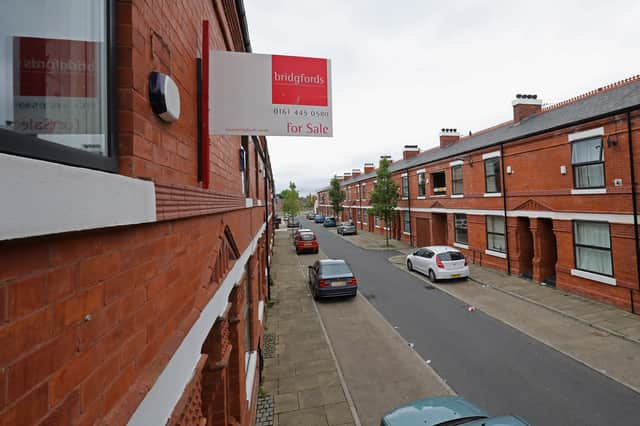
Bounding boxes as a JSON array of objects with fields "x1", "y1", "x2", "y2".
[
  {"x1": 454, "y1": 242, "x2": 469, "y2": 249},
  {"x1": 417, "y1": 196, "x2": 426, "y2": 200},
  {"x1": 1, "y1": 153, "x2": 156, "y2": 241},
  {"x1": 402, "y1": 197, "x2": 408, "y2": 200},
  {"x1": 485, "y1": 249, "x2": 507, "y2": 259},
  {"x1": 570, "y1": 269, "x2": 616, "y2": 286},
  {"x1": 245, "y1": 198, "x2": 254, "y2": 208},
  {"x1": 432, "y1": 194, "x2": 447, "y2": 198},
  {"x1": 484, "y1": 193, "x2": 502, "y2": 197},
  {"x1": 571, "y1": 188, "x2": 607, "y2": 195},
  {"x1": 403, "y1": 231, "x2": 411, "y2": 235},
  {"x1": 258, "y1": 300, "x2": 265, "y2": 323},
  {"x1": 451, "y1": 194, "x2": 464, "y2": 199},
  {"x1": 245, "y1": 351, "x2": 258, "y2": 401}
]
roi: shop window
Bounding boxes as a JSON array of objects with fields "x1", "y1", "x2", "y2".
[
  {"x1": 431, "y1": 171, "x2": 446, "y2": 195},
  {"x1": 574, "y1": 221, "x2": 612, "y2": 276},
  {"x1": 401, "y1": 175, "x2": 409, "y2": 198},
  {"x1": 484, "y1": 158, "x2": 501, "y2": 193},
  {"x1": 572, "y1": 137, "x2": 604, "y2": 189},
  {"x1": 452, "y1": 165, "x2": 463, "y2": 195},
  {"x1": 0, "y1": 0, "x2": 116, "y2": 171},
  {"x1": 454, "y1": 213, "x2": 468, "y2": 245},
  {"x1": 403, "y1": 211, "x2": 410, "y2": 233},
  {"x1": 486, "y1": 216, "x2": 505, "y2": 252},
  {"x1": 417, "y1": 172, "x2": 426, "y2": 197}
]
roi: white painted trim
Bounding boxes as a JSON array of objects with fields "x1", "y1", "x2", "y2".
[
  {"x1": 453, "y1": 242, "x2": 469, "y2": 249},
  {"x1": 450, "y1": 194, "x2": 464, "y2": 199},
  {"x1": 258, "y1": 300, "x2": 265, "y2": 323},
  {"x1": 403, "y1": 231, "x2": 411, "y2": 235},
  {"x1": 402, "y1": 197, "x2": 408, "y2": 200},
  {"x1": 417, "y1": 196, "x2": 426, "y2": 200},
  {"x1": 257, "y1": 200, "x2": 263, "y2": 206},
  {"x1": 482, "y1": 150, "x2": 501, "y2": 160},
  {"x1": 416, "y1": 168, "x2": 426, "y2": 174},
  {"x1": 571, "y1": 269, "x2": 616, "y2": 286},
  {"x1": 245, "y1": 198, "x2": 254, "y2": 208},
  {"x1": 128, "y1": 222, "x2": 267, "y2": 426},
  {"x1": 449, "y1": 160, "x2": 464, "y2": 167},
  {"x1": 0, "y1": 153, "x2": 156, "y2": 241},
  {"x1": 568, "y1": 127, "x2": 604, "y2": 142},
  {"x1": 245, "y1": 350, "x2": 258, "y2": 401},
  {"x1": 571, "y1": 188, "x2": 607, "y2": 195},
  {"x1": 511, "y1": 98, "x2": 543, "y2": 106},
  {"x1": 484, "y1": 192, "x2": 502, "y2": 197},
  {"x1": 401, "y1": 172, "x2": 408, "y2": 177},
  {"x1": 485, "y1": 249, "x2": 507, "y2": 259},
  {"x1": 384, "y1": 226, "x2": 390, "y2": 231}
]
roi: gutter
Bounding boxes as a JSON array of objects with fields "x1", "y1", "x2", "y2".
[
  {"x1": 235, "y1": 0, "x2": 252, "y2": 52},
  {"x1": 627, "y1": 112, "x2": 639, "y2": 313}
]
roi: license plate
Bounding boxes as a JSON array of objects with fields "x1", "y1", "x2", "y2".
[
  {"x1": 451, "y1": 274, "x2": 461, "y2": 278},
  {"x1": 304, "y1": 243, "x2": 312, "y2": 247},
  {"x1": 331, "y1": 281, "x2": 346, "y2": 287}
]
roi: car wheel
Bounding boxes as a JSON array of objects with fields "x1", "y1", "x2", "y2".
[
  {"x1": 428, "y1": 269, "x2": 437, "y2": 282},
  {"x1": 313, "y1": 287, "x2": 320, "y2": 300},
  {"x1": 407, "y1": 260, "x2": 413, "y2": 271}
]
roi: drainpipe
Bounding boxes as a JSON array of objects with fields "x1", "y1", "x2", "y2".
[
  {"x1": 500, "y1": 143, "x2": 511, "y2": 275},
  {"x1": 359, "y1": 184, "x2": 363, "y2": 230},
  {"x1": 406, "y1": 169, "x2": 413, "y2": 247},
  {"x1": 627, "y1": 112, "x2": 639, "y2": 314}
]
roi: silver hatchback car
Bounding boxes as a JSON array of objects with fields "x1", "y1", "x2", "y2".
[{"x1": 337, "y1": 221, "x2": 357, "y2": 235}]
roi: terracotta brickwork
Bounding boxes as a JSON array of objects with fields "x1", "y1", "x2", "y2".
[
  {"x1": 318, "y1": 87, "x2": 640, "y2": 313},
  {"x1": 0, "y1": 0, "x2": 273, "y2": 425}
]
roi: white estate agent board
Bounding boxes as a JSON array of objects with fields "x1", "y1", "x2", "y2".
[{"x1": 210, "y1": 51, "x2": 332, "y2": 137}]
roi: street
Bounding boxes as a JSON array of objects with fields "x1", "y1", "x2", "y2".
[{"x1": 299, "y1": 218, "x2": 640, "y2": 426}]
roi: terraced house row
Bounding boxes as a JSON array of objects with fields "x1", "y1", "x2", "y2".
[
  {"x1": 318, "y1": 78, "x2": 640, "y2": 313},
  {"x1": 1, "y1": 1, "x2": 274, "y2": 425}
]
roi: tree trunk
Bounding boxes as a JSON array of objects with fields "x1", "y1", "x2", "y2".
[{"x1": 385, "y1": 219, "x2": 389, "y2": 246}]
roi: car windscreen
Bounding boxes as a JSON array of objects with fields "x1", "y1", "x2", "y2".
[
  {"x1": 300, "y1": 233, "x2": 315, "y2": 241},
  {"x1": 320, "y1": 263, "x2": 352, "y2": 277},
  {"x1": 438, "y1": 251, "x2": 465, "y2": 261}
]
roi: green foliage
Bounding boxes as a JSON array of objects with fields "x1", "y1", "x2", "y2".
[
  {"x1": 328, "y1": 176, "x2": 345, "y2": 216},
  {"x1": 305, "y1": 194, "x2": 317, "y2": 209},
  {"x1": 282, "y1": 181, "x2": 301, "y2": 216},
  {"x1": 370, "y1": 158, "x2": 400, "y2": 245}
]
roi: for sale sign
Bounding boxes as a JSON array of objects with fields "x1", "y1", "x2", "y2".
[
  {"x1": 210, "y1": 51, "x2": 332, "y2": 137},
  {"x1": 12, "y1": 36, "x2": 102, "y2": 135}
]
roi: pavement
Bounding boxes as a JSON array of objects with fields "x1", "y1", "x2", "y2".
[
  {"x1": 327, "y1": 226, "x2": 640, "y2": 395},
  {"x1": 262, "y1": 229, "x2": 452, "y2": 426}
]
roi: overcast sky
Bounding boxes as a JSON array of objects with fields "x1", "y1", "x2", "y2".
[{"x1": 244, "y1": 0, "x2": 640, "y2": 195}]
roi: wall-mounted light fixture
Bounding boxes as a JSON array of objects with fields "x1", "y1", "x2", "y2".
[
  {"x1": 149, "y1": 71, "x2": 181, "y2": 122},
  {"x1": 607, "y1": 136, "x2": 618, "y2": 148}
]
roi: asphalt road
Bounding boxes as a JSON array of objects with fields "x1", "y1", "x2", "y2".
[{"x1": 301, "y1": 218, "x2": 640, "y2": 426}]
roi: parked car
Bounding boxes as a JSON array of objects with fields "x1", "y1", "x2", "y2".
[
  {"x1": 306, "y1": 212, "x2": 316, "y2": 220},
  {"x1": 405, "y1": 246, "x2": 469, "y2": 282},
  {"x1": 323, "y1": 217, "x2": 337, "y2": 227},
  {"x1": 293, "y1": 228, "x2": 312, "y2": 244},
  {"x1": 307, "y1": 259, "x2": 357, "y2": 299},
  {"x1": 286, "y1": 217, "x2": 300, "y2": 228},
  {"x1": 314, "y1": 214, "x2": 325, "y2": 223},
  {"x1": 381, "y1": 396, "x2": 529, "y2": 426},
  {"x1": 337, "y1": 221, "x2": 357, "y2": 235},
  {"x1": 295, "y1": 231, "x2": 319, "y2": 254}
]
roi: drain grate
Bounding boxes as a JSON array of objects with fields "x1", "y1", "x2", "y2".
[
  {"x1": 263, "y1": 333, "x2": 276, "y2": 358},
  {"x1": 424, "y1": 284, "x2": 435, "y2": 290}
]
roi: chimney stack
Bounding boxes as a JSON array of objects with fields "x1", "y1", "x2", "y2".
[
  {"x1": 440, "y1": 128, "x2": 460, "y2": 148},
  {"x1": 512, "y1": 94, "x2": 542, "y2": 122},
  {"x1": 364, "y1": 162, "x2": 375, "y2": 174},
  {"x1": 402, "y1": 145, "x2": 420, "y2": 160},
  {"x1": 343, "y1": 172, "x2": 352, "y2": 181},
  {"x1": 336, "y1": 174, "x2": 344, "y2": 181},
  {"x1": 379, "y1": 155, "x2": 392, "y2": 166},
  {"x1": 351, "y1": 168, "x2": 361, "y2": 178}
]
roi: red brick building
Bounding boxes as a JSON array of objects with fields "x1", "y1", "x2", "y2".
[
  {"x1": 318, "y1": 80, "x2": 640, "y2": 313},
  {"x1": 0, "y1": 1, "x2": 274, "y2": 425}
]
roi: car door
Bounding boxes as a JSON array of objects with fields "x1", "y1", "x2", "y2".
[
  {"x1": 422, "y1": 249, "x2": 435, "y2": 272},
  {"x1": 411, "y1": 249, "x2": 426, "y2": 273}
]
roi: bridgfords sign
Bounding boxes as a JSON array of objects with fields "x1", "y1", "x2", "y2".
[{"x1": 210, "y1": 51, "x2": 332, "y2": 137}]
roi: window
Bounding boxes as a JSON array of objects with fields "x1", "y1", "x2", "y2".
[
  {"x1": 241, "y1": 137, "x2": 249, "y2": 196},
  {"x1": 452, "y1": 165, "x2": 463, "y2": 195},
  {"x1": 574, "y1": 221, "x2": 612, "y2": 276},
  {"x1": 403, "y1": 211, "x2": 410, "y2": 233},
  {"x1": 486, "y1": 216, "x2": 505, "y2": 252},
  {"x1": 401, "y1": 175, "x2": 409, "y2": 198},
  {"x1": 375, "y1": 216, "x2": 380, "y2": 227},
  {"x1": 484, "y1": 158, "x2": 501, "y2": 193},
  {"x1": 417, "y1": 172, "x2": 426, "y2": 197},
  {"x1": 357, "y1": 209, "x2": 361, "y2": 222},
  {"x1": 432, "y1": 171, "x2": 446, "y2": 195},
  {"x1": 0, "y1": 0, "x2": 116, "y2": 171},
  {"x1": 243, "y1": 265, "x2": 252, "y2": 354},
  {"x1": 363, "y1": 212, "x2": 368, "y2": 224},
  {"x1": 356, "y1": 185, "x2": 361, "y2": 200},
  {"x1": 362, "y1": 184, "x2": 367, "y2": 199},
  {"x1": 454, "y1": 214, "x2": 468, "y2": 245},
  {"x1": 572, "y1": 137, "x2": 604, "y2": 189}
]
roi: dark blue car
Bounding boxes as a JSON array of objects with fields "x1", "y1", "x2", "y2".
[
  {"x1": 314, "y1": 214, "x2": 325, "y2": 223},
  {"x1": 308, "y1": 259, "x2": 357, "y2": 300},
  {"x1": 323, "y1": 217, "x2": 337, "y2": 227}
]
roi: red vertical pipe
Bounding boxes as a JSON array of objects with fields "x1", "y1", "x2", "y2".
[{"x1": 201, "y1": 20, "x2": 211, "y2": 189}]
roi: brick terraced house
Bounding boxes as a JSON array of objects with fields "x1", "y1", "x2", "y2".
[
  {"x1": 0, "y1": 1, "x2": 275, "y2": 425},
  {"x1": 318, "y1": 79, "x2": 640, "y2": 313}
]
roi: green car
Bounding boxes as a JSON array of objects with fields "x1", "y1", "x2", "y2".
[{"x1": 381, "y1": 396, "x2": 529, "y2": 426}]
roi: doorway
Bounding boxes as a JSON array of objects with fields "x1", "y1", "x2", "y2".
[
  {"x1": 538, "y1": 218, "x2": 557, "y2": 286},
  {"x1": 431, "y1": 213, "x2": 448, "y2": 245},
  {"x1": 517, "y1": 217, "x2": 533, "y2": 279},
  {"x1": 416, "y1": 218, "x2": 430, "y2": 247}
]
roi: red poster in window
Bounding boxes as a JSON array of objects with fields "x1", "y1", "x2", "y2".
[
  {"x1": 15, "y1": 36, "x2": 97, "y2": 98},
  {"x1": 272, "y1": 55, "x2": 328, "y2": 106}
]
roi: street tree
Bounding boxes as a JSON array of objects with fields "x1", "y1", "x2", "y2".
[
  {"x1": 370, "y1": 158, "x2": 399, "y2": 246},
  {"x1": 328, "y1": 176, "x2": 345, "y2": 217},
  {"x1": 305, "y1": 194, "x2": 317, "y2": 209},
  {"x1": 282, "y1": 181, "x2": 301, "y2": 217}
]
